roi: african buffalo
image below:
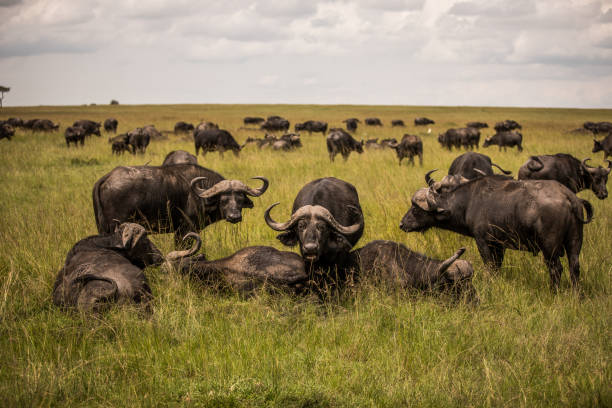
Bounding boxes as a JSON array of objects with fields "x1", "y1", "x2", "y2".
[
  {"x1": 0, "y1": 122, "x2": 15, "y2": 141},
  {"x1": 174, "y1": 121, "x2": 194, "y2": 134},
  {"x1": 365, "y1": 117, "x2": 383, "y2": 126},
  {"x1": 354, "y1": 241, "x2": 476, "y2": 300},
  {"x1": 271, "y1": 133, "x2": 302, "y2": 151},
  {"x1": 243, "y1": 116, "x2": 265, "y2": 125},
  {"x1": 93, "y1": 164, "x2": 268, "y2": 245},
  {"x1": 194, "y1": 128, "x2": 241, "y2": 157},
  {"x1": 264, "y1": 177, "x2": 364, "y2": 274},
  {"x1": 414, "y1": 117, "x2": 435, "y2": 126},
  {"x1": 494, "y1": 120, "x2": 522, "y2": 132},
  {"x1": 261, "y1": 116, "x2": 290, "y2": 132},
  {"x1": 400, "y1": 171, "x2": 593, "y2": 288},
  {"x1": 391, "y1": 120, "x2": 405, "y2": 127},
  {"x1": 126, "y1": 128, "x2": 150, "y2": 154},
  {"x1": 73, "y1": 120, "x2": 101, "y2": 137},
  {"x1": 6, "y1": 118, "x2": 23, "y2": 128},
  {"x1": 65, "y1": 126, "x2": 86, "y2": 147},
  {"x1": 365, "y1": 138, "x2": 382, "y2": 149},
  {"x1": 104, "y1": 118, "x2": 118, "y2": 133},
  {"x1": 483, "y1": 131, "x2": 523, "y2": 152},
  {"x1": 448, "y1": 152, "x2": 512, "y2": 179},
  {"x1": 31, "y1": 119, "x2": 59, "y2": 133},
  {"x1": 162, "y1": 150, "x2": 198, "y2": 166},
  {"x1": 466, "y1": 122, "x2": 488, "y2": 129},
  {"x1": 592, "y1": 133, "x2": 612, "y2": 160},
  {"x1": 343, "y1": 118, "x2": 360, "y2": 132},
  {"x1": 388, "y1": 134, "x2": 423, "y2": 166},
  {"x1": 518, "y1": 154, "x2": 610, "y2": 199},
  {"x1": 583, "y1": 121, "x2": 612, "y2": 135},
  {"x1": 326, "y1": 128, "x2": 364, "y2": 162},
  {"x1": 438, "y1": 128, "x2": 480, "y2": 151},
  {"x1": 195, "y1": 121, "x2": 219, "y2": 132},
  {"x1": 294, "y1": 120, "x2": 328, "y2": 135},
  {"x1": 109, "y1": 133, "x2": 130, "y2": 155}
]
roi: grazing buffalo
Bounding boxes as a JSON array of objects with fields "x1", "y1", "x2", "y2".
[
  {"x1": 583, "y1": 121, "x2": 612, "y2": 135},
  {"x1": 483, "y1": 131, "x2": 523, "y2": 152},
  {"x1": 261, "y1": 116, "x2": 290, "y2": 132},
  {"x1": 414, "y1": 117, "x2": 435, "y2": 126},
  {"x1": 31, "y1": 119, "x2": 59, "y2": 133},
  {"x1": 326, "y1": 128, "x2": 364, "y2": 162},
  {"x1": 391, "y1": 120, "x2": 405, "y2": 127},
  {"x1": 518, "y1": 154, "x2": 610, "y2": 199},
  {"x1": 388, "y1": 134, "x2": 423, "y2": 166},
  {"x1": 400, "y1": 171, "x2": 593, "y2": 288},
  {"x1": 126, "y1": 128, "x2": 150, "y2": 154},
  {"x1": 592, "y1": 133, "x2": 612, "y2": 160},
  {"x1": 264, "y1": 177, "x2": 364, "y2": 274},
  {"x1": 93, "y1": 164, "x2": 268, "y2": 245},
  {"x1": 104, "y1": 118, "x2": 118, "y2": 133},
  {"x1": 354, "y1": 241, "x2": 477, "y2": 300},
  {"x1": 162, "y1": 150, "x2": 198, "y2": 166},
  {"x1": 0, "y1": 122, "x2": 15, "y2": 141},
  {"x1": 448, "y1": 152, "x2": 512, "y2": 179},
  {"x1": 243, "y1": 116, "x2": 265, "y2": 125},
  {"x1": 194, "y1": 128, "x2": 241, "y2": 157},
  {"x1": 365, "y1": 117, "x2": 383, "y2": 126},
  {"x1": 466, "y1": 121, "x2": 488, "y2": 129},
  {"x1": 65, "y1": 126, "x2": 86, "y2": 147},
  {"x1": 73, "y1": 120, "x2": 101, "y2": 137},
  {"x1": 174, "y1": 121, "x2": 194, "y2": 134},
  {"x1": 294, "y1": 120, "x2": 328, "y2": 135},
  {"x1": 195, "y1": 121, "x2": 219, "y2": 132},
  {"x1": 343, "y1": 118, "x2": 360, "y2": 132},
  {"x1": 438, "y1": 128, "x2": 480, "y2": 150},
  {"x1": 52, "y1": 223, "x2": 162, "y2": 312},
  {"x1": 494, "y1": 120, "x2": 522, "y2": 132}
]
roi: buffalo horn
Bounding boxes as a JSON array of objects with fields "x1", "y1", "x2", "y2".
[
  {"x1": 426, "y1": 188, "x2": 438, "y2": 211},
  {"x1": 264, "y1": 202, "x2": 294, "y2": 231},
  {"x1": 527, "y1": 156, "x2": 544, "y2": 172},
  {"x1": 474, "y1": 168, "x2": 487, "y2": 177},
  {"x1": 194, "y1": 177, "x2": 268, "y2": 199},
  {"x1": 425, "y1": 169, "x2": 438, "y2": 187},
  {"x1": 264, "y1": 203, "x2": 361, "y2": 235},
  {"x1": 581, "y1": 158, "x2": 592, "y2": 168},
  {"x1": 605, "y1": 159, "x2": 612, "y2": 174},
  {"x1": 387, "y1": 140, "x2": 399, "y2": 148},
  {"x1": 166, "y1": 232, "x2": 202, "y2": 260},
  {"x1": 437, "y1": 247, "x2": 466, "y2": 275},
  {"x1": 241, "y1": 176, "x2": 269, "y2": 197},
  {"x1": 190, "y1": 177, "x2": 209, "y2": 196}
]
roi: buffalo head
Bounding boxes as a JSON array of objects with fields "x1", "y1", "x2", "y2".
[
  {"x1": 592, "y1": 139, "x2": 603, "y2": 153},
  {"x1": 582, "y1": 158, "x2": 611, "y2": 199},
  {"x1": 264, "y1": 203, "x2": 361, "y2": 261},
  {"x1": 112, "y1": 223, "x2": 164, "y2": 267},
  {"x1": 191, "y1": 176, "x2": 268, "y2": 223}
]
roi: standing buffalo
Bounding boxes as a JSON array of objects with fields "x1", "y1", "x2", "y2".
[
  {"x1": 65, "y1": 126, "x2": 86, "y2": 147},
  {"x1": 264, "y1": 177, "x2": 364, "y2": 274},
  {"x1": 414, "y1": 117, "x2": 435, "y2": 126},
  {"x1": 194, "y1": 128, "x2": 241, "y2": 157},
  {"x1": 438, "y1": 128, "x2": 480, "y2": 150},
  {"x1": 243, "y1": 117, "x2": 265, "y2": 125},
  {"x1": 483, "y1": 131, "x2": 523, "y2": 152},
  {"x1": 518, "y1": 154, "x2": 610, "y2": 199},
  {"x1": 592, "y1": 133, "x2": 612, "y2": 160},
  {"x1": 104, "y1": 118, "x2": 118, "y2": 133},
  {"x1": 343, "y1": 118, "x2": 360, "y2": 132},
  {"x1": 400, "y1": 171, "x2": 593, "y2": 288},
  {"x1": 583, "y1": 121, "x2": 612, "y2": 135},
  {"x1": 174, "y1": 121, "x2": 194, "y2": 134},
  {"x1": 93, "y1": 164, "x2": 268, "y2": 245},
  {"x1": 391, "y1": 120, "x2": 405, "y2": 127},
  {"x1": 326, "y1": 128, "x2": 364, "y2": 162},
  {"x1": 261, "y1": 116, "x2": 290, "y2": 132},
  {"x1": 0, "y1": 122, "x2": 15, "y2": 141},
  {"x1": 294, "y1": 120, "x2": 328, "y2": 135},
  {"x1": 494, "y1": 120, "x2": 522, "y2": 132},
  {"x1": 162, "y1": 150, "x2": 198, "y2": 166},
  {"x1": 388, "y1": 134, "x2": 423, "y2": 166},
  {"x1": 365, "y1": 117, "x2": 383, "y2": 126},
  {"x1": 73, "y1": 120, "x2": 101, "y2": 137},
  {"x1": 466, "y1": 122, "x2": 488, "y2": 129},
  {"x1": 126, "y1": 128, "x2": 150, "y2": 154},
  {"x1": 195, "y1": 121, "x2": 219, "y2": 132},
  {"x1": 448, "y1": 152, "x2": 512, "y2": 179},
  {"x1": 354, "y1": 241, "x2": 477, "y2": 300}
]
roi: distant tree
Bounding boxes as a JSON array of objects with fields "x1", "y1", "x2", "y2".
[
  {"x1": 110, "y1": 99, "x2": 119, "y2": 105},
  {"x1": 0, "y1": 86, "x2": 9, "y2": 108}
]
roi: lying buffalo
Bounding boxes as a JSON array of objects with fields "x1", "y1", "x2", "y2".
[
  {"x1": 243, "y1": 116, "x2": 265, "y2": 125},
  {"x1": 593, "y1": 133, "x2": 612, "y2": 160},
  {"x1": 518, "y1": 154, "x2": 610, "y2": 199},
  {"x1": 294, "y1": 120, "x2": 327, "y2": 135},
  {"x1": 264, "y1": 177, "x2": 364, "y2": 275},
  {"x1": 104, "y1": 118, "x2": 118, "y2": 133},
  {"x1": 414, "y1": 117, "x2": 434, "y2": 126},
  {"x1": 174, "y1": 121, "x2": 194, "y2": 134},
  {"x1": 31, "y1": 119, "x2": 59, "y2": 133},
  {"x1": 93, "y1": 164, "x2": 268, "y2": 245},
  {"x1": 162, "y1": 150, "x2": 198, "y2": 166},
  {"x1": 466, "y1": 121, "x2": 488, "y2": 129},
  {"x1": 388, "y1": 134, "x2": 423, "y2": 166},
  {"x1": 483, "y1": 131, "x2": 523, "y2": 152},
  {"x1": 391, "y1": 120, "x2": 405, "y2": 127},
  {"x1": 400, "y1": 171, "x2": 593, "y2": 288},
  {"x1": 194, "y1": 128, "x2": 241, "y2": 157},
  {"x1": 52, "y1": 223, "x2": 196, "y2": 312},
  {"x1": 343, "y1": 118, "x2": 360, "y2": 132},
  {"x1": 354, "y1": 241, "x2": 477, "y2": 300},
  {"x1": 365, "y1": 117, "x2": 382, "y2": 126},
  {"x1": 583, "y1": 121, "x2": 612, "y2": 135},
  {"x1": 494, "y1": 120, "x2": 522, "y2": 132},
  {"x1": 448, "y1": 152, "x2": 512, "y2": 179},
  {"x1": 326, "y1": 128, "x2": 364, "y2": 162}
]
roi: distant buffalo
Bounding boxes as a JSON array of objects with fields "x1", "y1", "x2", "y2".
[
  {"x1": 294, "y1": 120, "x2": 328, "y2": 135},
  {"x1": 388, "y1": 134, "x2": 423, "y2": 166},
  {"x1": 593, "y1": 133, "x2": 612, "y2": 160},
  {"x1": 109, "y1": 134, "x2": 130, "y2": 155},
  {"x1": 483, "y1": 131, "x2": 523, "y2": 152},
  {"x1": 73, "y1": 120, "x2": 101, "y2": 137},
  {"x1": 194, "y1": 128, "x2": 241, "y2": 157},
  {"x1": 65, "y1": 126, "x2": 86, "y2": 147},
  {"x1": 326, "y1": 128, "x2": 364, "y2": 162},
  {"x1": 391, "y1": 120, "x2": 405, "y2": 127},
  {"x1": 174, "y1": 121, "x2": 194, "y2": 134},
  {"x1": 0, "y1": 122, "x2": 15, "y2": 141},
  {"x1": 365, "y1": 118, "x2": 383, "y2": 126},
  {"x1": 104, "y1": 118, "x2": 118, "y2": 133},
  {"x1": 343, "y1": 118, "x2": 360, "y2": 132},
  {"x1": 261, "y1": 116, "x2": 290, "y2": 132},
  {"x1": 126, "y1": 128, "x2": 150, "y2": 154},
  {"x1": 31, "y1": 119, "x2": 59, "y2": 133},
  {"x1": 583, "y1": 121, "x2": 612, "y2": 135},
  {"x1": 438, "y1": 128, "x2": 480, "y2": 150},
  {"x1": 414, "y1": 117, "x2": 435, "y2": 126},
  {"x1": 466, "y1": 121, "x2": 488, "y2": 129},
  {"x1": 243, "y1": 117, "x2": 265, "y2": 125},
  {"x1": 494, "y1": 120, "x2": 522, "y2": 132}
]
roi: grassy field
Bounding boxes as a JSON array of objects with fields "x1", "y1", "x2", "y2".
[{"x1": 0, "y1": 104, "x2": 610, "y2": 407}]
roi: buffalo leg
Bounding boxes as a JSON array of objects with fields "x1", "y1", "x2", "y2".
[
  {"x1": 565, "y1": 234, "x2": 583, "y2": 287},
  {"x1": 544, "y1": 255, "x2": 563, "y2": 290},
  {"x1": 475, "y1": 239, "x2": 504, "y2": 272},
  {"x1": 418, "y1": 152, "x2": 423, "y2": 166},
  {"x1": 77, "y1": 280, "x2": 118, "y2": 312}
]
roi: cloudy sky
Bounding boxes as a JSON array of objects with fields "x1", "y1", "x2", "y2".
[{"x1": 1, "y1": 0, "x2": 612, "y2": 108}]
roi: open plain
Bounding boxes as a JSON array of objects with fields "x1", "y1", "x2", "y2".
[{"x1": 0, "y1": 104, "x2": 610, "y2": 407}]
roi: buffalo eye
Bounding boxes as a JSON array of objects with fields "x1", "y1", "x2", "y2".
[
  {"x1": 298, "y1": 220, "x2": 307, "y2": 231},
  {"x1": 315, "y1": 222, "x2": 325, "y2": 232}
]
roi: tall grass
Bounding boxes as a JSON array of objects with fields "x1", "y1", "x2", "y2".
[{"x1": 0, "y1": 104, "x2": 610, "y2": 407}]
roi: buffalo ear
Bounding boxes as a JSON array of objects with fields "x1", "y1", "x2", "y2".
[
  {"x1": 277, "y1": 231, "x2": 298, "y2": 247},
  {"x1": 332, "y1": 232, "x2": 354, "y2": 252},
  {"x1": 242, "y1": 196, "x2": 254, "y2": 209}
]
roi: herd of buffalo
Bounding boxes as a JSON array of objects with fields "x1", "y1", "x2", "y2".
[{"x1": 2, "y1": 113, "x2": 611, "y2": 313}]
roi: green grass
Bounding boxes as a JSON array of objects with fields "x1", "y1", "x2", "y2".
[{"x1": 0, "y1": 104, "x2": 610, "y2": 407}]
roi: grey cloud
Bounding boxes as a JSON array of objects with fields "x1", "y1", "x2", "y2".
[
  {"x1": 0, "y1": 38, "x2": 95, "y2": 58},
  {"x1": 448, "y1": 0, "x2": 535, "y2": 18},
  {"x1": 601, "y1": 9, "x2": 612, "y2": 22},
  {"x1": 254, "y1": 0, "x2": 318, "y2": 18},
  {"x1": 357, "y1": 0, "x2": 425, "y2": 11},
  {"x1": 0, "y1": 0, "x2": 21, "y2": 7}
]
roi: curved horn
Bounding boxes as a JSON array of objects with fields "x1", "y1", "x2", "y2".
[
  {"x1": 387, "y1": 140, "x2": 399, "y2": 148},
  {"x1": 312, "y1": 205, "x2": 362, "y2": 235},
  {"x1": 426, "y1": 188, "x2": 438, "y2": 210},
  {"x1": 491, "y1": 163, "x2": 512, "y2": 175},
  {"x1": 581, "y1": 158, "x2": 592, "y2": 168},
  {"x1": 190, "y1": 177, "x2": 209, "y2": 196},
  {"x1": 194, "y1": 179, "x2": 234, "y2": 199},
  {"x1": 241, "y1": 176, "x2": 269, "y2": 197},
  {"x1": 264, "y1": 202, "x2": 296, "y2": 231},
  {"x1": 437, "y1": 247, "x2": 466, "y2": 275},
  {"x1": 474, "y1": 168, "x2": 487, "y2": 177},
  {"x1": 606, "y1": 159, "x2": 612, "y2": 169},
  {"x1": 425, "y1": 169, "x2": 438, "y2": 187},
  {"x1": 527, "y1": 156, "x2": 544, "y2": 172},
  {"x1": 166, "y1": 232, "x2": 202, "y2": 260}
]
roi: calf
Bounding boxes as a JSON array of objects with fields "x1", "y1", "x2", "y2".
[
  {"x1": 326, "y1": 128, "x2": 364, "y2": 161},
  {"x1": 592, "y1": 133, "x2": 612, "y2": 160},
  {"x1": 483, "y1": 131, "x2": 523, "y2": 152}
]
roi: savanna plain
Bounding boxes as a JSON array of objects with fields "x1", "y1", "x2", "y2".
[{"x1": 0, "y1": 104, "x2": 610, "y2": 407}]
